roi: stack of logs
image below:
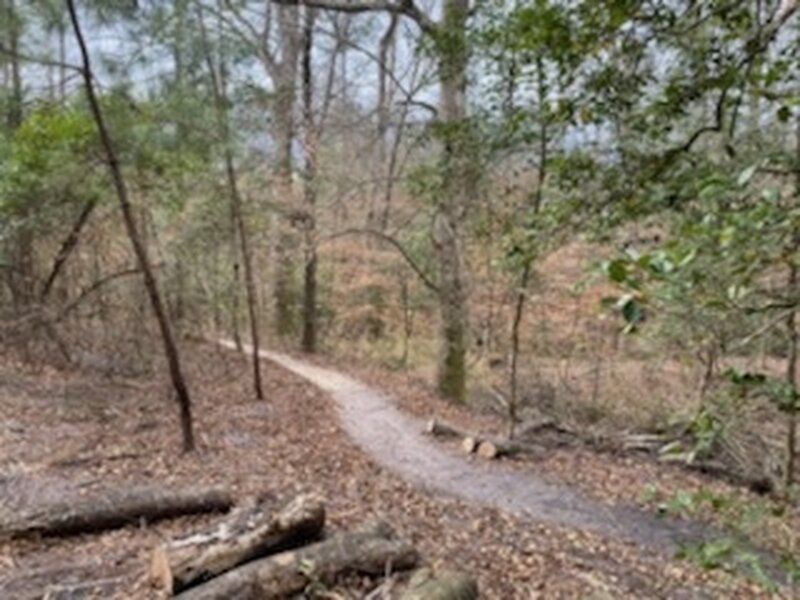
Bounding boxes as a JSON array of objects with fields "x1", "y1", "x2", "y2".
[
  {"x1": 0, "y1": 484, "x2": 478, "y2": 599},
  {"x1": 426, "y1": 418, "x2": 546, "y2": 460}
]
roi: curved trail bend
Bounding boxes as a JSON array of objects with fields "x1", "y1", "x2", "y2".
[{"x1": 220, "y1": 340, "x2": 707, "y2": 552}]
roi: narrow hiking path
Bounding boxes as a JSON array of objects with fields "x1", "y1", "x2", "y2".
[
  {"x1": 0, "y1": 342, "x2": 769, "y2": 598},
  {"x1": 219, "y1": 340, "x2": 709, "y2": 553}
]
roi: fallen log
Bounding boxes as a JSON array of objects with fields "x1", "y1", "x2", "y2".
[
  {"x1": 400, "y1": 569, "x2": 478, "y2": 600},
  {"x1": 658, "y1": 454, "x2": 774, "y2": 494},
  {"x1": 43, "y1": 578, "x2": 124, "y2": 600},
  {"x1": 622, "y1": 433, "x2": 668, "y2": 452},
  {"x1": 476, "y1": 439, "x2": 544, "y2": 460},
  {"x1": 151, "y1": 494, "x2": 325, "y2": 594},
  {"x1": 175, "y1": 521, "x2": 419, "y2": 600},
  {"x1": 0, "y1": 485, "x2": 232, "y2": 539},
  {"x1": 461, "y1": 437, "x2": 480, "y2": 454},
  {"x1": 515, "y1": 418, "x2": 578, "y2": 446},
  {"x1": 427, "y1": 419, "x2": 481, "y2": 454},
  {"x1": 426, "y1": 419, "x2": 469, "y2": 439}
]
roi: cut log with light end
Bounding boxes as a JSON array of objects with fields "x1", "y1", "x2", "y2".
[
  {"x1": 476, "y1": 440, "x2": 498, "y2": 460},
  {"x1": 400, "y1": 569, "x2": 478, "y2": 600},
  {"x1": 461, "y1": 437, "x2": 479, "y2": 454},
  {"x1": 476, "y1": 439, "x2": 544, "y2": 460},
  {"x1": 150, "y1": 494, "x2": 325, "y2": 594},
  {"x1": 0, "y1": 486, "x2": 232, "y2": 540},
  {"x1": 175, "y1": 521, "x2": 419, "y2": 600},
  {"x1": 426, "y1": 419, "x2": 468, "y2": 439}
]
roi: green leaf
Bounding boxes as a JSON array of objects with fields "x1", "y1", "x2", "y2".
[
  {"x1": 736, "y1": 164, "x2": 758, "y2": 187},
  {"x1": 621, "y1": 296, "x2": 643, "y2": 323},
  {"x1": 607, "y1": 259, "x2": 628, "y2": 283}
]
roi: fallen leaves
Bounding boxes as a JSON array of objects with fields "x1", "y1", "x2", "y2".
[{"x1": 0, "y1": 343, "x2": 779, "y2": 598}]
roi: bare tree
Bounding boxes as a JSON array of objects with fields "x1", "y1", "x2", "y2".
[
  {"x1": 199, "y1": 6, "x2": 265, "y2": 399},
  {"x1": 66, "y1": 0, "x2": 196, "y2": 452},
  {"x1": 273, "y1": 0, "x2": 473, "y2": 403}
]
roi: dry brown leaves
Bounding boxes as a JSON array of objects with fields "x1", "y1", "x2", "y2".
[{"x1": 0, "y1": 344, "x2": 775, "y2": 599}]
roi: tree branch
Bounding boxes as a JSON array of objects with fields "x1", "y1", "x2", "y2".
[
  {"x1": 0, "y1": 43, "x2": 83, "y2": 72},
  {"x1": 326, "y1": 228, "x2": 438, "y2": 292},
  {"x1": 40, "y1": 198, "x2": 98, "y2": 302},
  {"x1": 56, "y1": 268, "x2": 141, "y2": 322},
  {"x1": 270, "y1": 0, "x2": 436, "y2": 34}
]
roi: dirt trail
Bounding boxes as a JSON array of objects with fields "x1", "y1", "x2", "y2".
[{"x1": 220, "y1": 341, "x2": 710, "y2": 553}]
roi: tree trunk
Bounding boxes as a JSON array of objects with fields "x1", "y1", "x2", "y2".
[
  {"x1": 400, "y1": 570, "x2": 478, "y2": 600},
  {"x1": 151, "y1": 494, "x2": 325, "y2": 594},
  {"x1": 58, "y1": 21, "x2": 66, "y2": 101},
  {"x1": 434, "y1": 0, "x2": 472, "y2": 404},
  {"x1": 786, "y1": 115, "x2": 800, "y2": 491},
  {"x1": 786, "y1": 265, "x2": 797, "y2": 490},
  {"x1": 300, "y1": 6, "x2": 319, "y2": 353},
  {"x1": 5, "y1": 0, "x2": 22, "y2": 130},
  {"x1": 508, "y1": 54, "x2": 548, "y2": 439},
  {"x1": 508, "y1": 263, "x2": 530, "y2": 439},
  {"x1": 231, "y1": 258, "x2": 243, "y2": 351},
  {"x1": 368, "y1": 13, "x2": 398, "y2": 230},
  {"x1": 0, "y1": 486, "x2": 231, "y2": 539},
  {"x1": 174, "y1": 521, "x2": 418, "y2": 600},
  {"x1": 4, "y1": 0, "x2": 33, "y2": 312},
  {"x1": 66, "y1": 0, "x2": 196, "y2": 452},
  {"x1": 269, "y1": 5, "x2": 301, "y2": 338},
  {"x1": 199, "y1": 8, "x2": 265, "y2": 400}
]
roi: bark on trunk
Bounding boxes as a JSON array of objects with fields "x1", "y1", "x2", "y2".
[
  {"x1": 269, "y1": 4, "x2": 301, "y2": 338},
  {"x1": 67, "y1": 0, "x2": 196, "y2": 451},
  {"x1": 174, "y1": 521, "x2": 419, "y2": 600},
  {"x1": 300, "y1": 6, "x2": 319, "y2": 353},
  {"x1": 434, "y1": 0, "x2": 472, "y2": 404},
  {"x1": 151, "y1": 494, "x2": 325, "y2": 594},
  {"x1": 1, "y1": 486, "x2": 232, "y2": 539},
  {"x1": 787, "y1": 114, "x2": 800, "y2": 491},
  {"x1": 400, "y1": 570, "x2": 478, "y2": 600},
  {"x1": 368, "y1": 13, "x2": 398, "y2": 230},
  {"x1": 5, "y1": 0, "x2": 22, "y2": 129}
]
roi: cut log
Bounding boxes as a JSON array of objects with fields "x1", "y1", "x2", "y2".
[
  {"x1": 623, "y1": 433, "x2": 668, "y2": 452},
  {"x1": 175, "y1": 521, "x2": 419, "y2": 600},
  {"x1": 400, "y1": 569, "x2": 478, "y2": 600},
  {"x1": 476, "y1": 438, "x2": 544, "y2": 460},
  {"x1": 43, "y1": 578, "x2": 124, "y2": 600},
  {"x1": 426, "y1": 419, "x2": 469, "y2": 439},
  {"x1": 151, "y1": 494, "x2": 325, "y2": 594},
  {"x1": 516, "y1": 418, "x2": 577, "y2": 445},
  {"x1": 0, "y1": 486, "x2": 232, "y2": 540},
  {"x1": 461, "y1": 437, "x2": 479, "y2": 454}
]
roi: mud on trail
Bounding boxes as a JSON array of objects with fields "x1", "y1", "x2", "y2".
[{"x1": 0, "y1": 343, "x2": 769, "y2": 598}]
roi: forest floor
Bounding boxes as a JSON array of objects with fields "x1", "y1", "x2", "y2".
[{"x1": 0, "y1": 342, "x2": 785, "y2": 599}]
